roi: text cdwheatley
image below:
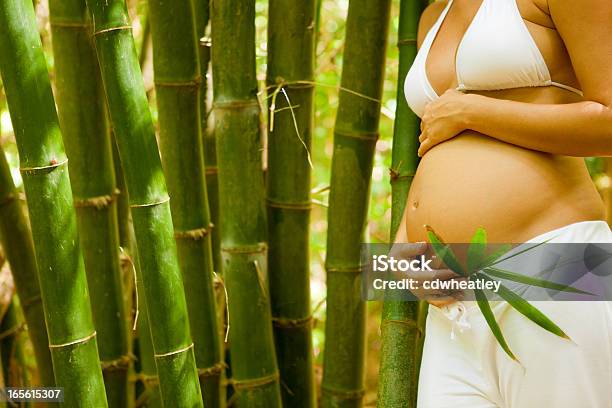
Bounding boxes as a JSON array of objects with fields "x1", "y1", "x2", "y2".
[{"x1": 372, "y1": 277, "x2": 501, "y2": 293}]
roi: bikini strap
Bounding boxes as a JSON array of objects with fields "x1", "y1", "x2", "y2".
[{"x1": 550, "y1": 81, "x2": 583, "y2": 96}]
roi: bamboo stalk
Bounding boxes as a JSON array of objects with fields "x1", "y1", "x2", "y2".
[
  {"x1": 321, "y1": 0, "x2": 391, "y2": 406},
  {"x1": 0, "y1": 143, "x2": 54, "y2": 387},
  {"x1": 266, "y1": 1, "x2": 316, "y2": 406},
  {"x1": 377, "y1": 1, "x2": 425, "y2": 406},
  {"x1": 0, "y1": 302, "x2": 15, "y2": 388},
  {"x1": 86, "y1": 0, "x2": 203, "y2": 405},
  {"x1": 48, "y1": 2, "x2": 131, "y2": 405},
  {"x1": 112, "y1": 138, "x2": 161, "y2": 408},
  {"x1": 0, "y1": 0, "x2": 108, "y2": 404},
  {"x1": 315, "y1": 0, "x2": 323, "y2": 46},
  {"x1": 0, "y1": 300, "x2": 30, "y2": 388},
  {"x1": 193, "y1": 0, "x2": 221, "y2": 273},
  {"x1": 193, "y1": 0, "x2": 227, "y2": 377},
  {"x1": 211, "y1": 0, "x2": 282, "y2": 405},
  {"x1": 147, "y1": 0, "x2": 224, "y2": 406},
  {"x1": 134, "y1": 280, "x2": 162, "y2": 408}
]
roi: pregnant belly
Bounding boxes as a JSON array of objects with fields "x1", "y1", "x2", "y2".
[{"x1": 405, "y1": 132, "x2": 605, "y2": 243}]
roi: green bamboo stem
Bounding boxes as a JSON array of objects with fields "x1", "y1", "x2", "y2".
[
  {"x1": 193, "y1": 0, "x2": 226, "y2": 376},
  {"x1": 0, "y1": 300, "x2": 30, "y2": 388},
  {"x1": 134, "y1": 257, "x2": 162, "y2": 408},
  {"x1": 112, "y1": 138, "x2": 161, "y2": 408},
  {"x1": 48, "y1": 3, "x2": 131, "y2": 405},
  {"x1": 315, "y1": 0, "x2": 323, "y2": 46},
  {"x1": 0, "y1": 302, "x2": 14, "y2": 388},
  {"x1": 0, "y1": 0, "x2": 108, "y2": 404},
  {"x1": 321, "y1": 1, "x2": 391, "y2": 406},
  {"x1": 147, "y1": 0, "x2": 224, "y2": 406},
  {"x1": 138, "y1": 14, "x2": 150, "y2": 70},
  {"x1": 193, "y1": 0, "x2": 221, "y2": 274},
  {"x1": 266, "y1": 1, "x2": 316, "y2": 406},
  {"x1": 377, "y1": 1, "x2": 425, "y2": 406},
  {"x1": 211, "y1": 0, "x2": 282, "y2": 405},
  {"x1": 86, "y1": 0, "x2": 203, "y2": 405},
  {"x1": 0, "y1": 145, "x2": 54, "y2": 387}
]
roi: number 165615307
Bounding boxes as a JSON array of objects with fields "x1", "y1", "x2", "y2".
[{"x1": 0, "y1": 387, "x2": 63, "y2": 402}]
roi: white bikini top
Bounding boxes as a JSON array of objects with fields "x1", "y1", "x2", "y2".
[{"x1": 404, "y1": 0, "x2": 583, "y2": 118}]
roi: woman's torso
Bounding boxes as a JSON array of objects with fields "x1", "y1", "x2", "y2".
[{"x1": 405, "y1": 0, "x2": 604, "y2": 243}]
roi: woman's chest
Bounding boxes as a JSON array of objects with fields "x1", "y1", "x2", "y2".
[{"x1": 425, "y1": 0, "x2": 573, "y2": 95}]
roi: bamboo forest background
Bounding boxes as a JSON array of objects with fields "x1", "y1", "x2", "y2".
[{"x1": 0, "y1": 0, "x2": 611, "y2": 406}]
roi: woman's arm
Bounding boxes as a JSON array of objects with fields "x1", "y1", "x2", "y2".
[{"x1": 418, "y1": 0, "x2": 612, "y2": 157}]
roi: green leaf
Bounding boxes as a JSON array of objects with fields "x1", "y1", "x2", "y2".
[
  {"x1": 477, "y1": 274, "x2": 571, "y2": 340},
  {"x1": 467, "y1": 227, "x2": 487, "y2": 274},
  {"x1": 483, "y1": 267, "x2": 593, "y2": 296},
  {"x1": 486, "y1": 238, "x2": 554, "y2": 268},
  {"x1": 425, "y1": 225, "x2": 466, "y2": 276},
  {"x1": 480, "y1": 244, "x2": 512, "y2": 268},
  {"x1": 474, "y1": 288, "x2": 519, "y2": 362}
]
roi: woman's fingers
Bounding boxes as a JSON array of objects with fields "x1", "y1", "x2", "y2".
[
  {"x1": 418, "y1": 138, "x2": 432, "y2": 157},
  {"x1": 388, "y1": 241, "x2": 427, "y2": 259},
  {"x1": 432, "y1": 268, "x2": 462, "y2": 281},
  {"x1": 418, "y1": 132, "x2": 426, "y2": 142},
  {"x1": 425, "y1": 279, "x2": 466, "y2": 307}
]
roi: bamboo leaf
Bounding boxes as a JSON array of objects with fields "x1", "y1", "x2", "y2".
[
  {"x1": 477, "y1": 274, "x2": 571, "y2": 340},
  {"x1": 467, "y1": 227, "x2": 487, "y2": 274},
  {"x1": 485, "y1": 238, "x2": 554, "y2": 268},
  {"x1": 426, "y1": 225, "x2": 466, "y2": 276},
  {"x1": 474, "y1": 289, "x2": 519, "y2": 362},
  {"x1": 483, "y1": 267, "x2": 593, "y2": 295},
  {"x1": 481, "y1": 244, "x2": 512, "y2": 268}
]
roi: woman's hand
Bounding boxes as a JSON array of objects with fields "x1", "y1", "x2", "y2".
[
  {"x1": 388, "y1": 241, "x2": 465, "y2": 308},
  {"x1": 418, "y1": 89, "x2": 472, "y2": 157}
]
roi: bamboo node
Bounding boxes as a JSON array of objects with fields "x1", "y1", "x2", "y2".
[
  {"x1": 272, "y1": 315, "x2": 313, "y2": 329},
  {"x1": 265, "y1": 78, "x2": 315, "y2": 90},
  {"x1": 381, "y1": 319, "x2": 419, "y2": 330},
  {"x1": 154, "y1": 343, "x2": 193, "y2": 359},
  {"x1": 174, "y1": 223, "x2": 214, "y2": 240},
  {"x1": 48, "y1": 331, "x2": 97, "y2": 349},
  {"x1": 93, "y1": 25, "x2": 132, "y2": 37},
  {"x1": 397, "y1": 38, "x2": 418, "y2": 46},
  {"x1": 265, "y1": 198, "x2": 312, "y2": 211},
  {"x1": 334, "y1": 129, "x2": 379, "y2": 142},
  {"x1": 154, "y1": 76, "x2": 202, "y2": 88},
  {"x1": 0, "y1": 322, "x2": 26, "y2": 341},
  {"x1": 20, "y1": 158, "x2": 68, "y2": 175},
  {"x1": 73, "y1": 192, "x2": 118, "y2": 209},
  {"x1": 221, "y1": 243, "x2": 267, "y2": 254},
  {"x1": 197, "y1": 362, "x2": 227, "y2": 378},
  {"x1": 205, "y1": 166, "x2": 219, "y2": 175},
  {"x1": 129, "y1": 195, "x2": 170, "y2": 209},
  {"x1": 131, "y1": 373, "x2": 159, "y2": 386},
  {"x1": 21, "y1": 294, "x2": 42, "y2": 310},
  {"x1": 0, "y1": 193, "x2": 17, "y2": 208},
  {"x1": 101, "y1": 353, "x2": 136, "y2": 372},
  {"x1": 229, "y1": 371, "x2": 279, "y2": 390},
  {"x1": 321, "y1": 384, "x2": 366, "y2": 400},
  {"x1": 213, "y1": 100, "x2": 259, "y2": 110},
  {"x1": 49, "y1": 19, "x2": 91, "y2": 28},
  {"x1": 390, "y1": 174, "x2": 413, "y2": 183},
  {"x1": 325, "y1": 265, "x2": 365, "y2": 274}
]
